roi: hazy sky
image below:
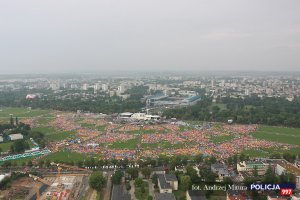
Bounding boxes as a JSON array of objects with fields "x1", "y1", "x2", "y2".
[{"x1": 0, "y1": 0, "x2": 300, "y2": 73}]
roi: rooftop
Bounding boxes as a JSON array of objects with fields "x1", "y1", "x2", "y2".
[
  {"x1": 188, "y1": 190, "x2": 207, "y2": 200},
  {"x1": 155, "y1": 193, "x2": 176, "y2": 200},
  {"x1": 157, "y1": 174, "x2": 171, "y2": 189}
]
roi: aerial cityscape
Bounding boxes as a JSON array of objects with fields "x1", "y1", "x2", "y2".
[{"x1": 1, "y1": 0, "x2": 300, "y2": 200}]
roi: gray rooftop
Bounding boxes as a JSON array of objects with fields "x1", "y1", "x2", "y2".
[
  {"x1": 155, "y1": 193, "x2": 176, "y2": 200},
  {"x1": 157, "y1": 174, "x2": 171, "y2": 189},
  {"x1": 188, "y1": 190, "x2": 207, "y2": 200},
  {"x1": 165, "y1": 174, "x2": 177, "y2": 182},
  {"x1": 211, "y1": 163, "x2": 224, "y2": 169}
]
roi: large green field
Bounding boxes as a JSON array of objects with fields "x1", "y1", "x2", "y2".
[
  {"x1": 210, "y1": 135, "x2": 235, "y2": 144},
  {"x1": 0, "y1": 107, "x2": 52, "y2": 118},
  {"x1": 0, "y1": 141, "x2": 13, "y2": 151},
  {"x1": 141, "y1": 141, "x2": 185, "y2": 149},
  {"x1": 251, "y1": 126, "x2": 300, "y2": 145},
  {"x1": 31, "y1": 127, "x2": 76, "y2": 141},
  {"x1": 42, "y1": 151, "x2": 86, "y2": 163},
  {"x1": 109, "y1": 138, "x2": 139, "y2": 149}
]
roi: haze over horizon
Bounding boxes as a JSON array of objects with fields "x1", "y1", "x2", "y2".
[{"x1": 1, "y1": 0, "x2": 300, "y2": 73}]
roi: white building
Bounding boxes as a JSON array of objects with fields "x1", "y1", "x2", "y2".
[
  {"x1": 0, "y1": 136, "x2": 3, "y2": 143},
  {"x1": 8, "y1": 133, "x2": 23, "y2": 141},
  {"x1": 82, "y1": 83, "x2": 89, "y2": 90},
  {"x1": 102, "y1": 84, "x2": 108, "y2": 91},
  {"x1": 94, "y1": 83, "x2": 101, "y2": 93},
  {"x1": 131, "y1": 113, "x2": 160, "y2": 121},
  {"x1": 0, "y1": 173, "x2": 10, "y2": 183}
]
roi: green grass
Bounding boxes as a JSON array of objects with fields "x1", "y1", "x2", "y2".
[
  {"x1": 141, "y1": 141, "x2": 185, "y2": 149},
  {"x1": 242, "y1": 147, "x2": 300, "y2": 157},
  {"x1": 179, "y1": 125, "x2": 193, "y2": 132},
  {"x1": 31, "y1": 127, "x2": 75, "y2": 141},
  {"x1": 109, "y1": 138, "x2": 139, "y2": 149},
  {"x1": 0, "y1": 141, "x2": 13, "y2": 151},
  {"x1": 241, "y1": 149, "x2": 271, "y2": 157},
  {"x1": 31, "y1": 127, "x2": 57, "y2": 135},
  {"x1": 42, "y1": 151, "x2": 86, "y2": 163},
  {"x1": 259, "y1": 126, "x2": 300, "y2": 136},
  {"x1": 251, "y1": 126, "x2": 300, "y2": 145},
  {"x1": 46, "y1": 131, "x2": 76, "y2": 141},
  {"x1": 134, "y1": 181, "x2": 149, "y2": 200},
  {"x1": 96, "y1": 125, "x2": 106, "y2": 132},
  {"x1": 0, "y1": 107, "x2": 51, "y2": 118},
  {"x1": 210, "y1": 103, "x2": 227, "y2": 110},
  {"x1": 81, "y1": 123, "x2": 96, "y2": 129},
  {"x1": 37, "y1": 117, "x2": 54, "y2": 125},
  {"x1": 210, "y1": 135, "x2": 235, "y2": 144},
  {"x1": 4, "y1": 157, "x2": 36, "y2": 166},
  {"x1": 173, "y1": 190, "x2": 186, "y2": 200}
]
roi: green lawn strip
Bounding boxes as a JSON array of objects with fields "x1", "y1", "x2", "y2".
[
  {"x1": 109, "y1": 138, "x2": 139, "y2": 149},
  {"x1": 210, "y1": 135, "x2": 235, "y2": 144},
  {"x1": 259, "y1": 126, "x2": 300, "y2": 136},
  {"x1": 6, "y1": 157, "x2": 35, "y2": 166},
  {"x1": 141, "y1": 141, "x2": 185, "y2": 149},
  {"x1": 31, "y1": 127, "x2": 57, "y2": 135},
  {"x1": 0, "y1": 141, "x2": 13, "y2": 151},
  {"x1": 81, "y1": 123, "x2": 96, "y2": 129},
  {"x1": 210, "y1": 103, "x2": 227, "y2": 110},
  {"x1": 134, "y1": 181, "x2": 149, "y2": 200},
  {"x1": 179, "y1": 125, "x2": 193, "y2": 132},
  {"x1": 42, "y1": 151, "x2": 86, "y2": 163},
  {"x1": 31, "y1": 127, "x2": 75, "y2": 141},
  {"x1": 0, "y1": 107, "x2": 51, "y2": 118},
  {"x1": 241, "y1": 149, "x2": 270, "y2": 158},
  {"x1": 37, "y1": 117, "x2": 55, "y2": 125},
  {"x1": 46, "y1": 131, "x2": 76, "y2": 141},
  {"x1": 173, "y1": 190, "x2": 186, "y2": 200},
  {"x1": 242, "y1": 147, "x2": 300, "y2": 157},
  {"x1": 96, "y1": 125, "x2": 106, "y2": 132},
  {"x1": 251, "y1": 131, "x2": 300, "y2": 145}
]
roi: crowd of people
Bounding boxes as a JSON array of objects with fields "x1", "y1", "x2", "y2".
[{"x1": 21, "y1": 113, "x2": 294, "y2": 161}]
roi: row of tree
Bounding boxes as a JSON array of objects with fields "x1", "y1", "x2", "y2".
[{"x1": 163, "y1": 96, "x2": 300, "y2": 127}]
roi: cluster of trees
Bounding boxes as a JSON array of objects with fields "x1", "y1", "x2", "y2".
[
  {"x1": 164, "y1": 96, "x2": 300, "y2": 127},
  {"x1": 0, "y1": 120, "x2": 46, "y2": 154},
  {"x1": 0, "y1": 86, "x2": 148, "y2": 114},
  {"x1": 89, "y1": 171, "x2": 107, "y2": 191}
]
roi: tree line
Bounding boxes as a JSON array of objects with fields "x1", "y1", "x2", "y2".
[{"x1": 163, "y1": 96, "x2": 300, "y2": 127}]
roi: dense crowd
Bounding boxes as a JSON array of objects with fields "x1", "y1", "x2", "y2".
[{"x1": 42, "y1": 115, "x2": 294, "y2": 160}]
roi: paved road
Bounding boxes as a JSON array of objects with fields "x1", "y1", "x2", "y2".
[{"x1": 103, "y1": 171, "x2": 113, "y2": 200}]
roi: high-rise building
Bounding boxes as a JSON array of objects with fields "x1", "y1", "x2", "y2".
[
  {"x1": 102, "y1": 84, "x2": 108, "y2": 91},
  {"x1": 82, "y1": 83, "x2": 89, "y2": 90}
]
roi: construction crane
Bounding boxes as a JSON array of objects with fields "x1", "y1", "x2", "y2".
[
  {"x1": 50, "y1": 162, "x2": 92, "y2": 176},
  {"x1": 29, "y1": 174, "x2": 52, "y2": 200}
]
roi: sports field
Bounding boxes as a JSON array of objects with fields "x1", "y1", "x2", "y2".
[
  {"x1": 0, "y1": 107, "x2": 52, "y2": 118},
  {"x1": 251, "y1": 126, "x2": 300, "y2": 145},
  {"x1": 42, "y1": 151, "x2": 87, "y2": 163}
]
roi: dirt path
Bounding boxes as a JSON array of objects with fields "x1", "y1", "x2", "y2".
[{"x1": 89, "y1": 189, "x2": 98, "y2": 200}]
